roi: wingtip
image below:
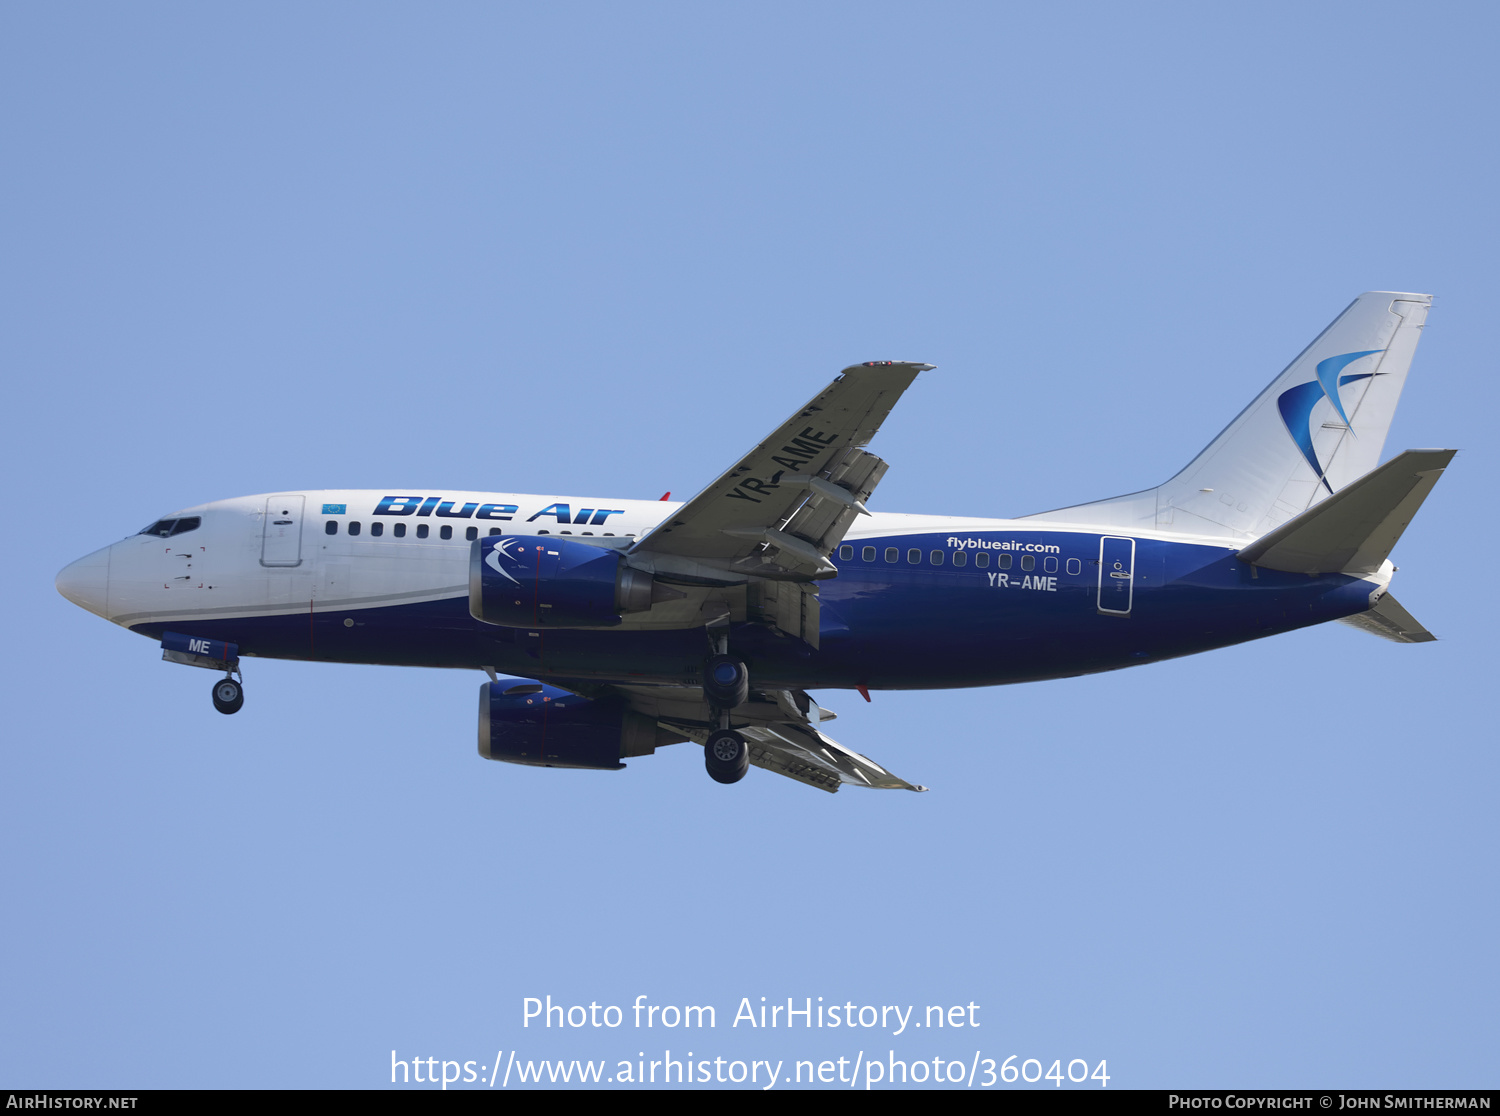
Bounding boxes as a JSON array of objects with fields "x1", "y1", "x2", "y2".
[{"x1": 851, "y1": 360, "x2": 935, "y2": 372}]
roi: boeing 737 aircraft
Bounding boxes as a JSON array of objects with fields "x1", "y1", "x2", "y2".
[{"x1": 56, "y1": 292, "x2": 1452, "y2": 792}]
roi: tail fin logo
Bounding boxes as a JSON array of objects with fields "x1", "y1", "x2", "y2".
[{"x1": 1276, "y1": 349, "x2": 1384, "y2": 492}]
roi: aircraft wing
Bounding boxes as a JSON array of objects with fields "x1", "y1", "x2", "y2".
[
  {"x1": 627, "y1": 361, "x2": 932, "y2": 586},
  {"x1": 741, "y1": 722, "x2": 927, "y2": 794},
  {"x1": 605, "y1": 682, "x2": 927, "y2": 794}
]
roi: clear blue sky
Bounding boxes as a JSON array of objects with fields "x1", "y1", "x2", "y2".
[{"x1": 3, "y1": 1, "x2": 1495, "y2": 1089}]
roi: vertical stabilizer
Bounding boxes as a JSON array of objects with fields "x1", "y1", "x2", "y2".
[{"x1": 1023, "y1": 292, "x2": 1431, "y2": 539}]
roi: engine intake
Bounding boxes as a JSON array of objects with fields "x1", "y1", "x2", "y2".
[
  {"x1": 478, "y1": 680, "x2": 661, "y2": 770},
  {"x1": 469, "y1": 536, "x2": 656, "y2": 628}
]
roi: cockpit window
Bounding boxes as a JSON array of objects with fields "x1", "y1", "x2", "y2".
[{"x1": 139, "y1": 516, "x2": 201, "y2": 538}]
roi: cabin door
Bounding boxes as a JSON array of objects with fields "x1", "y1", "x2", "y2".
[
  {"x1": 261, "y1": 495, "x2": 306, "y2": 567},
  {"x1": 1097, "y1": 536, "x2": 1135, "y2": 616}
]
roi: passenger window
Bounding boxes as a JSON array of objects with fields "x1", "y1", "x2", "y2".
[
  {"x1": 1044, "y1": 555, "x2": 1057, "y2": 573},
  {"x1": 953, "y1": 551, "x2": 967, "y2": 567},
  {"x1": 394, "y1": 523, "x2": 406, "y2": 538},
  {"x1": 440, "y1": 525, "x2": 453, "y2": 540},
  {"x1": 885, "y1": 547, "x2": 899, "y2": 562},
  {"x1": 489, "y1": 528, "x2": 503, "y2": 536},
  {"x1": 998, "y1": 553, "x2": 1012, "y2": 569},
  {"x1": 466, "y1": 526, "x2": 478, "y2": 541},
  {"x1": 370, "y1": 522, "x2": 383, "y2": 537},
  {"x1": 907, "y1": 548, "x2": 921, "y2": 564},
  {"x1": 1066, "y1": 558, "x2": 1081, "y2": 575},
  {"x1": 348, "y1": 521, "x2": 361, "y2": 536},
  {"x1": 839, "y1": 545, "x2": 853, "y2": 560},
  {"x1": 862, "y1": 546, "x2": 876, "y2": 562},
  {"x1": 976, "y1": 553, "x2": 990, "y2": 568},
  {"x1": 416, "y1": 524, "x2": 429, "y2": 539},
  {"x1": 930, "y1": 550, "x2": 944, "y2": 565},
  {"x1": 324, "y1": 521, "x2": 338, "y2": 536},
  {"x1": 1021, "y1": 554, "x2": 1034, "y2": 571}
]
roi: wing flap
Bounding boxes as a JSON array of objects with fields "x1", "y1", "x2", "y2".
[
  {"x1": 606, "y1": 682, "x2": 926, "y2": 793},
  {"x1": 776, "y1": 447, "x2": 890, "y2": 558},
  {"x1": 742, "y1": 722, "x2": 928, "y2": 793}
]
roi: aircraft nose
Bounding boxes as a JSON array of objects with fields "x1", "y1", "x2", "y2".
[{"x1": 56, "y1": 547, "x2": 111, "y2": 618}]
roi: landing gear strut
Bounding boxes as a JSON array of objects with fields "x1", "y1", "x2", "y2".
[
  {"x1": 211, "y1": 675, "x2": 244, "y2": 715},
  {"x1": 702, "y1": 627, "x2": 749, "y2": 783}
]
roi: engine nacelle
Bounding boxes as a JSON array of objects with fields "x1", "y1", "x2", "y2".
[
  {"x1": 478, "y1": 681, "x2": 658, "y2": 770},
  {"x1": 468, "y1": 536, "x2": 655, "y2": 628}
]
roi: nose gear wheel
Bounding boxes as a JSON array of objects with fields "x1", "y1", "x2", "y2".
[{"x1": 211, "y1": 677, "x2": 244, "y2": 715}]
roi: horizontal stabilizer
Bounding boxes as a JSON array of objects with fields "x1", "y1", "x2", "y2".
[
  {"x1": 1237, "y1": 449, "x2": 1454, "y2": 575},
  {"x1": 1338, "y1": 593, "x2": 1436, "y2": 643}
]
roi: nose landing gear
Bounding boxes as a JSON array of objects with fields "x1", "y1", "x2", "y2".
[
  {"x1": 211, "y1": 675, "x2": 244, "y2": 715},
  {"x1": 160, "y1": 633, "x2": 245, "y2": 715}
]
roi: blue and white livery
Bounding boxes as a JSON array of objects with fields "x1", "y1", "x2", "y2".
[{"x1": 56, "y1": 292, "x2": 1452, "y2": 793}]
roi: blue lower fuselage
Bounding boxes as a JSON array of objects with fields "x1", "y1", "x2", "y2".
[{"x1": 128, "y1": 530, "x2": 1376, "y2": 692}]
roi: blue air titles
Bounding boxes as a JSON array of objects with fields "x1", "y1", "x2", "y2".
[
  {"x1": 526, "y1": 504, "x2": 626, "y2": 526},
  {"x1": 375, "y1": 496, "x2": 518, "y2": 520},
  {"x1": 371, "y1": 496, "x2": 624, "y2": 526}
]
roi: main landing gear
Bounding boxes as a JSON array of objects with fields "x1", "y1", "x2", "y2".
[
  {"x1": 705, "y1": 728, "x2": 749, "y2": 784},
  {"x1": 702, "y1": 653, "x2": 749, "y2": 709},
  {"x1": 211, "y1": 675, "x2": 244, "y2": 715},
  {"x1": 702, "y1": 632, "x2": 750, "y2": 784}
]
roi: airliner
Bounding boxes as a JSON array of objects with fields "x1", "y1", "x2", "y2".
[{"x1": 56, "y1": 291, "x2": 1451, "y2": 793}]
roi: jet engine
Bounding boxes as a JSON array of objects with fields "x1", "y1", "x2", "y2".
[
  {"x1": 478, "y1": 680, "x2": 662, "y2": 770},
  {"x1": 468, "y1": 536, "x2": 657, "y2": 628}
]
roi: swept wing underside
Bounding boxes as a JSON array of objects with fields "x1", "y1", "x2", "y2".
[{"x1": 609, "y1": 682, "x2": 926, "y2": 794}]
